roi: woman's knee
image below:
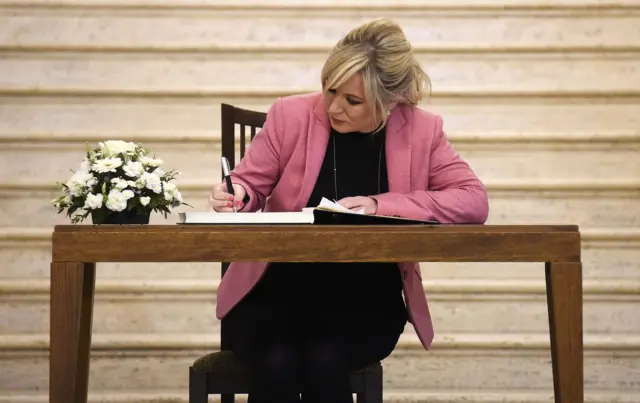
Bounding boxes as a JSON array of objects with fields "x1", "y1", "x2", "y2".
[
  {"x1": 255, "y1": 343, "x2": 302, "y2": 383},
  {"x1": 304, "y1": 338, "x2": 348, "y2": 376}
]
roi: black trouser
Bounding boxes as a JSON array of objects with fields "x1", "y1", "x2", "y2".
[{"x1": 223, "y1": 287, "x2": 407, "y2": 403}]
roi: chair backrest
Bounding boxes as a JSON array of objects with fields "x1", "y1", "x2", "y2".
[
  {"x1": 220, "y1": 103, "x2": 267, "y2": 279},
  {"x1": 219, "y1": 103, "x2": 267, "y2": 350},
  {"x1": 220, "y1": 103, "x2": 267, "y2": 173}
]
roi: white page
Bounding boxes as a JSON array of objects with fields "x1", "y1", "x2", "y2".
[
  {"x1": 177, "y1": 197, "x2": 365, "y2": 224},
  {"x1": 178, "y1": 210, "x2": 314, "y2": 224}
]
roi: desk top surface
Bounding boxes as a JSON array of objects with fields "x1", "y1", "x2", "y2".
[
  {"x1": 53, "y1": 224, "x2": 579, "y2": 233},
  {"x1": 51, "y1": 224, "x2": 581, "y2": 263}
]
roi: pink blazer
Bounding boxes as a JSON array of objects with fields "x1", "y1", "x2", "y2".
[{"x1": 216, "y1": 92, "x2": 489, "y2": 350}]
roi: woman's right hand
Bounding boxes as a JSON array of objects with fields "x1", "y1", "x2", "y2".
[{"x1": 208, "y1": 182, "x2": 247, "y2": 212}]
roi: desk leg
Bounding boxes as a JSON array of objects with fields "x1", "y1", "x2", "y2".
[
  {"x1": 545, "y1": 262, "x2": 583, "y2": 403},
  {"x1": 50, "y1": 262, "x2": 96, "y2": 403}
]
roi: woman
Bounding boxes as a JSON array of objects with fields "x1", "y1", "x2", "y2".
[{"x1": 209, "y1": 18, "x2": 489, "y2": 403}]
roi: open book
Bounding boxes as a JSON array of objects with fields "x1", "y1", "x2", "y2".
[{"x1": 177, "y1": 197, "x2": 437, "y2": 225}]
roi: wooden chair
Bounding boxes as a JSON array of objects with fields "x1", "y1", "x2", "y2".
[{"x1": 188, "y1": 103, "x2": 384, "y2": 403}]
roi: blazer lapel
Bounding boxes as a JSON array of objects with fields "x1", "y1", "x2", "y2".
[
  {"x1": 294, "y1": 96, "x2": 331, "y2": 210},
  {"x1": 385, "y1": 106, "x2": 410, "y2": 194},
  {"x1": 386, "y1": 109, "x2": 411, "y2": 283}
]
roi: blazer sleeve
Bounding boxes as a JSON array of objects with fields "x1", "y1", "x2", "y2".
[
  {"x1": 372, "y1": 116, "x2": 489, "y2": 224},
  {"x1": 228, "y1": 99, "x2": 284, "y2": 212}
]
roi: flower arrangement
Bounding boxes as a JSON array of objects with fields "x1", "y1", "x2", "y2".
[{"x1": 51, "y1": 140, "x2": 188, "y2": 224}]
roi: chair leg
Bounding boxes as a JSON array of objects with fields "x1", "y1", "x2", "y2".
[
  {"x1": 221, "y1": 394, "x2": 235, "y2": 403},
  {"x1": 188, "y1": 367, "x2": 208, "y2": 403},
  {"x1": 358, "y1": 367, "x2": 383, "y2": 403}
]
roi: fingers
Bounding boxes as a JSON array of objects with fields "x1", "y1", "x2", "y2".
[
  {"x1": 337, "y1": 196, "x2": 366, "y2": 210},
  {"x1": 337, "y1": 196, "x2": 377, "y2": 215},
  {"x1": 232, "y1": 184, "x2": 247, "y2": 203},
  {"x1": 209, "y1": 182, "x2": 244, "y2": 212},
  {"x1": 208, "y1": 194, "x2": 233, "y2": 212}
]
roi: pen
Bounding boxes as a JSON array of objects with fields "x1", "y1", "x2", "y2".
[{"x1": 221, "y1": 156, "x2": 237, "y2": 213}]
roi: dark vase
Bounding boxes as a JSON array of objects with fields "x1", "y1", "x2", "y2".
[{"x1": 91, "y1": 209, "x2": 151, "y2": 225}]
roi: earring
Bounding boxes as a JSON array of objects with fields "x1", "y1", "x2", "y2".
[{"x1": 387, "y1": 110, "x2": 391, "y2": 116}]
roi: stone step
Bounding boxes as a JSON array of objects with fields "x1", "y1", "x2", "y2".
[
  {"x1": 1, "y1": 135, "x2": 639, "y2": 184},
  {"x1": 1, "y1": 333, "x2": 638, "y2": 393},
  {"x1": 2, "y1": 183, "x2": 639, "y2": 229},
  {"x1": 2, "y1": 228, "x2": 638, "y2": 281},
  {"x1": 2, "y1": 52, "x2": 639, "y2": 94},
  {"x1": 485, "y1": 187, "x2": 640, "y2": 227},
  {"x1": 1, "y1": 279, "x2": 638, "y2": 335},
  {"x1": 2, "y1": 2, "x2": 638, "y2": 49},
  {"x1": 3, "y1": 390, "x2": 640, "y2": 403},
  {"x1": 3, "y1": 96, "x2": 640, "y2": 135}
]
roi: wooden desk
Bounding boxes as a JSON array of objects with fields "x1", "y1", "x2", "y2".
[{"x1": 50, "y1": 224, "x2": 583, "y2": 403}]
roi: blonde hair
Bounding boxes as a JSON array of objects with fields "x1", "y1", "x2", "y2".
[{"x1": 321, "y1": 18, "x2": 431, "y2": 128}]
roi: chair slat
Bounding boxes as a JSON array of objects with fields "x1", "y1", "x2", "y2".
[{"x1": 240, "y1": 124, "x2": 246, "y2": 158}]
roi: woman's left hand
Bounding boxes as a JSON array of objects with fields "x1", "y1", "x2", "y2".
[{"x1": 337, "y1": 196, "x2": 378, "y2": 215}]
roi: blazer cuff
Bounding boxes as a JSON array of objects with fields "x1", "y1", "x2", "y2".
[
  {"x1": 371, "y1": 193, "x2": 399, "y2": 217},
  {"x1": 371, "y1": 192, "x2": 436, "y2": 222}
]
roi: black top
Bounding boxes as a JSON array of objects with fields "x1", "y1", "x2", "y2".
[{"x1": 247, "y1": 126, "x2": 407, "y2": 325}]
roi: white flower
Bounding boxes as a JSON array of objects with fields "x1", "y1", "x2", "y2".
[
  {"x1": 92, "y1": 157, "x2": 122, "y2": 173},
  {"x1": 164, "y1": 191, "x2": 183, "y2": 205},
  {"x1": 141, "y1": 172, "x2": 162, "y2": 193},
  {"x1": 121, "y1": 189, "x2": 135, "y2": 200},
  {"x1": 123, "y1": 161, "x2": 144, "y2": 178},
  {"x1": 169, "y1": 190, "x2": 182, "y2": 207},
  {"x1": 99, "y1": 140, "x2": 137, "y2": 157},
  {"x1": 110, "y1": 178, "x2": 129, "y2": 190},
  {"x1": 162, "y1": 181, "x2": 182, "y2": 205},
  {"x1": 140, "y1": 156, "x2": 164, "y2": 167},
  {"x1": 128, "y1": 180, "x2": 142, "y2": 189},
  {"x1": 105, "y1": 189, "x2": 128, "y2": 212},
  {"x1": 173, "y1": 191, "x2": 182, "y2": 204},
  {"x1": 153, "y1": 168, "x2": 165, "y2": 177},
  {"x1": 163, "y1": 182, "x2": 177, "y2": 193},
  {"x1": 65, "y1": 171, "x2": 96, "y2": 197},
  {"x1": 83, "y1": 193, "x2": 103, "y2": 210},
  {"x1": 163, "y1": 181, "x2": 177, "y2": 201},
  {"x1": 139, "y1": 196, "x2": 151, "y2": 206},
  {"x1": 79, "y1": 159, "x2": 91, "y2": 173}
]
